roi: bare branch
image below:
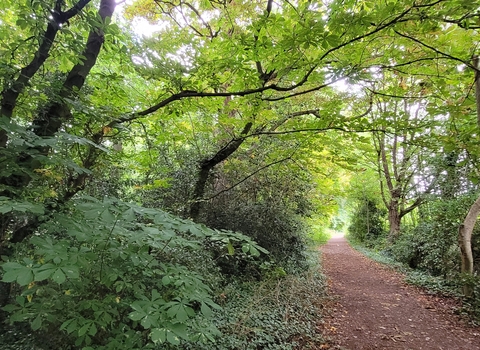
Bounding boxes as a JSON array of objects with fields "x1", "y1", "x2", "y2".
[{"x1": 183, "y1": 2, "x2": 215, "y2": 38}]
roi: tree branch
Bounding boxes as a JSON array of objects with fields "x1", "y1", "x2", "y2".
[
  {"x1": 32, "y1": 0, "x2": 117, "y2": 139},
  {"x1": 189, "y1": 121, "x2": 253, "y2": 219},
  {"x1": 0, "y1": 0, "x2": 93, "y2": 146},
  {"x1": 394, "y1": 30, "x2": 474, "y2": 69},
  {"x1": 319, "y1": 5, "x2": 414, "y2": 61},
  {"x1": 206, "y1": 156, "x2": 292, "y2": 200}
]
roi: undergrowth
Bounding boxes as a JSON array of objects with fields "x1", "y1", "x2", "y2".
[
  {"x1": 348, "y1": 237, "x2": 480, "y2": 324},
  {"x1": 176, "y1": 251, "x2": 328, "y2": 350},
  {"x1": 348, "y1": 238, "x2": 462, "y2": 297},
  {"x1": 1, "y1": 252, "x2": 329, "y2": 350}
]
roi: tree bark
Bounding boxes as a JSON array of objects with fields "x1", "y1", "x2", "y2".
[
  {"x1": 458, "y1": 55, "x2": 480, "y2": 297},
  {"x1": 0, "y1": 0, "x2": 92, "y2": 147},
  {"x1": 0, "y1": 0, "x2": 116, "y2": 192},
  {"x1": 387, "y1": 198, "x2": 401, "y2": 242},
  {"x1": 458, "y1": 194, "x2": 480, "y2": 297},
  {"x1": 0, "y1": 0, "x2": 116, "y2": 310},
  {"x1": 373, "y1": 99, "x2": 435, "y2": 243},
  {"x1": 474, "y1": 55, "x2": 480, "y2": 128},
  {"x1": 32, "y1": 0, "x2": 116, "y2": 138}
]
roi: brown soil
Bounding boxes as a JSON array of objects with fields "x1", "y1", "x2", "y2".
[{"x1": 320, "y1": 236, "x2": 480, "y2": 350}]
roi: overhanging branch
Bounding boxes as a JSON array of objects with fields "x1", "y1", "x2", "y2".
[
  {"x1": 394, "y1": 30, "x2": 475, "y2": 69},
  {"x1": 206, "y1": 156, "x2": 292, "y2": 200}
]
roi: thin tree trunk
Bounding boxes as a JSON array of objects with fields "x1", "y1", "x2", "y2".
[
  {"x1": 0, "y1": 0, "x2": 92, "y2": 147},
  {"x1": 458, "y1": 195, "x2": 480, "y2": 296},
  {"x1": 458, "y1": 55, "x2": 480, "y2": 296}
]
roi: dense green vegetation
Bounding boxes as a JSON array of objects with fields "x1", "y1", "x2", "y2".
[{"x1": 1, "y1": 0, "x2": 480, "y2": 348}]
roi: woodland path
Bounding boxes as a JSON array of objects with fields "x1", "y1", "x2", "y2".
[{"x1": 320, "y1": 236, "x2": 480, "y2": 349}]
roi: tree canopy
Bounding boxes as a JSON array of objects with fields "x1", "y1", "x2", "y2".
[{"x1": 1, "y1": 0, "x2": 480, "y2": 348}]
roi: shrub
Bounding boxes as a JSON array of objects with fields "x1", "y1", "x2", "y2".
[
  {"x1": 204, "y1": 200, "x2": 310, "y2": 275},
  {"x1": 348, "y1": 199, "x2": 386, "y2": 245},
  {"x1": 1, "y1": 196, "x2": 267, "y2": 349}
]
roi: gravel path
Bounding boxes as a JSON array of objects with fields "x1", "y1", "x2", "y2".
[{"x1": 320, "y1": 236, "x2": 480, "y2": 349}]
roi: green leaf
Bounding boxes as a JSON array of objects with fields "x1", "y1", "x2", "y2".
[
  {"x1": 33, "y1": 264, "x2": 56, "y2": 281},
  {"x1": 249, "y1": 246, "x2": 260, "y2": 257},
  {"x1": 227, "y1": 240, "x2": 235, "y2": 255},
  {"x1": 0, "y1": 203, "x2": 12, "y2": 214},
  {"x1": 122, "y1": 208, "x2": 136, "y2": 222},
  {"x1": 52, "y1": 268, "x2": 66, "y2": 284},
  {"x1": 170, "y1": 323, "x2": 189, "y2": 340},
  {"x1": 88, "y1": 322, "x2": 97, "y2": 336},
  {"x1": 166, "y1": 302, "x2": 193, "y2": 323},
  {"x1": 140, "y1": 316, "x2": 153, "y2": 328},
  {"x1": 17, "y1": 269, "x2": 34, "y2": 286},
  {"x1": 129, "y1": 308, "x2": 146, "y2": 321},
  {"x1": 151, "y1": 328, "x2": 167, "y2": 343},
  {"x1": 65, "y1": 319, "x2": 78, "y2": 334},
  {"x1": 101, "y1": 209, "x2": 116, "y2": 224},
  {"x1": 162, "y1": 275, "x2": 172, "y2": 285},
  {"x1": 31, "y1": 316, "x2": 42, "y2": 331},
  {"x1": 200, "y1": 302, "x2": 212, "y2": 318},
  {"x1": 78, "y1": 323, "x2": 91, "y2": 337},
  {"x1": 1, "y1": 262, "x2": 25, "y2": 283},
  {"x1": 2, "y1": 304, "x2": 21, "y2": 312},
  {"x1": 14, "y1": 202, "x2": 44, "y2": 214},
  {"x1": 60, "y1": 319, "x2": 73, "y2": 332},
  {"x1": 63, "y1": 266, "x2": 80, "y2": 279},
  {"x1": 166, "y1": 330, "x2": 180, "y2": 345}
]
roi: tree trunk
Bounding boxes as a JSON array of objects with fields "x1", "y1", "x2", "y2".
[
  {"x1": 458, "y1": 195, "x2": 480, "y2": 297},
  {"x1": 189, "y1": 122, "x2": 253, "y2": 221},
  {"x1": 0, "y1": 0, "x2": 117, "y2": 310},
  {"x1": 458, "y1": 55, "x2": 480, "y2": 296},
  {"x1": 388, "y1": 200, "x2": 401, "y2": 242},
  {"x1": 0, "y1": 0, "x2": 93, "y2": 147}
]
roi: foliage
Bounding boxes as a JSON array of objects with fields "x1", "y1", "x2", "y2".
[
  {"x1": 2, "y1": 0, "x2": 480, "y2": 345},
  {"x1": 460, "y1": 274, "x2": 480, "y2": 323},
  {"x1": 177, "y1": 256, "x2": 328, "y2": 350},
  {"x1": 348, "y1": 199, "x2": 386, "y2": 245},
  {"x1": 1, "y1": 196, "x2": 267, "y2": 349},
  {"x1": 388, "y1": 194, "x2": 479, "y2": 277},
  {"x1": 309, "y1": 226, "x2": 332, "y2": 246}
]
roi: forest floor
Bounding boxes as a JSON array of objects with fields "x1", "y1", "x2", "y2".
[{"x1": 319, "y1": 236, "x2": 480, "y2": 350}]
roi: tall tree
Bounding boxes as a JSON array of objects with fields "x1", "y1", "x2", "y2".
[
  {"x1": 458, "y1": 55, "x2": 480, "y2": 296},
  {"x1": 371, "y1": 94, "x2": 439, "y2": 241}
]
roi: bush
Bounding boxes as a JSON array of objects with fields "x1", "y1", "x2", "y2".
[
  {"x1": 388, "y1": 196, "x2": 480, "y2": 278},
  {"x1": 204, "y1": 200, "x2": 309, "y2": 274},
  {"x1": 1, "y1": 196, "x2": 267, "y2": 349},
  {"x1": 348, "y1": 199, "x2": 386, "y2": 245}
]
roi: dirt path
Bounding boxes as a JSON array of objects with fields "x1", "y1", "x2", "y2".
[{"x1": 320, "y1": 236, "x2": 480, "y2": 349}]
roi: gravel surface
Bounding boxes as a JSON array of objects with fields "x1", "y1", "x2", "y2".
[{"x1": 320, "y1": 237, "x2": 480, "y2": 349}]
